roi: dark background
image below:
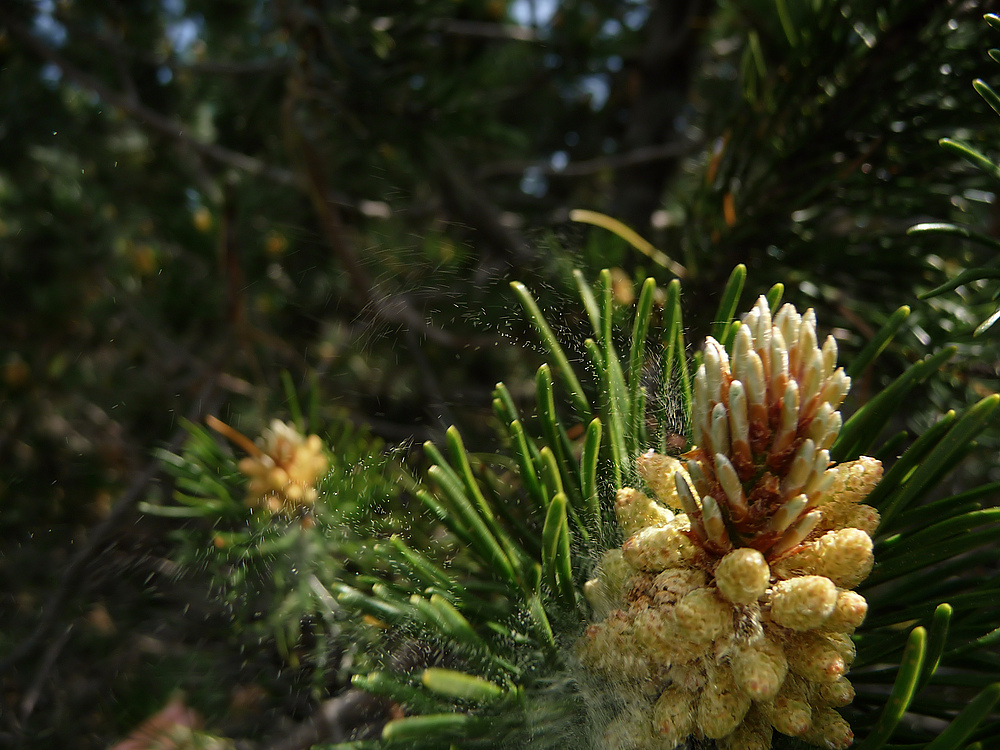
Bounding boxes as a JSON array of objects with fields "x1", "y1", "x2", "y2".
[{"x1": 2, "y1": 1, "x2": 999, "y2": 747}]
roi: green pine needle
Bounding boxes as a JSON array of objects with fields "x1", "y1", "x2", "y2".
[{"x1": 855, "y1": 626, "x2": 926, "y2": 750}]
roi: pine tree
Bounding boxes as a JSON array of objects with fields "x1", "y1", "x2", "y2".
[{"x1": 2, "y1": 2, "x2": 1000, "y2": 748}]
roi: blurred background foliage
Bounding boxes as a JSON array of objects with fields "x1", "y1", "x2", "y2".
[{"x1": 2, "y1": 0, "x2": 1000, "y2": 747}]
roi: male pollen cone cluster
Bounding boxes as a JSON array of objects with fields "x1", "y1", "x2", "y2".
[
  {"x1": 579, "y1": 297, "x2": 882, "y2": 750},
  {"x1": 238, "y1": 420, "x2": 329, "y2": 514}
]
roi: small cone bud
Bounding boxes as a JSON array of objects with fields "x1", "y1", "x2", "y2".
[
  {"x1": 633, "y1": 607, "x2": 706, "y2": 664},
  {"x1": 614, "y1": 487, "x2": 674, "y2": 536},
  {"x1": 649, "y1": 567, "x2": 707, "y2": 610},
  {"x1": 730, "y1": 636, "x2": 788, "y2": 700},
  {"x1": 584, "y1": 549, "x2": 630, "y2": 618},
  {"x1": 238, "y1": 420, "x2": 328, "y2": 513},
  {"x1": 694, "y1": 367, "x2": 710, "y2": 446},
  {"x1": 770, "y1": 575, "x2": 838, "y2": 630},
  {"x1": 803, "y1": 707, "x2": 854, "y2": 750},
  {"x1": 622, "y1": 519, "x2": 696, "y2": 573},
  {"x1": 715, "y1": 548, "x2": 770, "y2": 605},
  {"x1": 819, "y1": 411, "x2": 842, "y2": 450},
  {"x1": 745, "y1": 350, "x2": 767, "y2": 412},
  {"x1": 767, "y1": 695, "x2": 812, "y2": 737},
  {"x1": 685, "y1": 458, "x2": 710, "y2": 496},
  {"x1": 601, "y1": 704, "x2": 659, "y2": 750},
  {"x1": 824, "y1": 590, "x2": 868, "y2": 632},
  {"x1": 698, "y1": 664, "x2": 751, "y2": 739},
  {"x1": 775, "y1": 303, "x2": 800, "y2": 351},
  {"x1": 818, "y1": 677, "x2": 855, "y2": 707},
  {"x1": 786, "y1": 632, "x2": 847, "y2": 683},
  {"x1": 826, "y1": 456, "x2": 883, "y2": 503},
  {"x1": 798, "y1": 351, "x2": 823, "y2": 405},
  {"x1": 808, "y1": 403, "x2": 833, "y2": 442},
  {"x1": 751, "y1": 297, "x2": 772, "y2": 358},
  {"x1": 636, "y1": 451, "x2": 691, "y2": 507},
  {"x1": 716, "y1": 705, "x2": 772, "y2": 750},
  {"x1": 819, "y1": 501, "x2": 880, "y2": 535},
  {"x1": 826, "y1": 631, "x2": 856, "y2": 666},
  {"x1": 673, "y1": 587, "x2": 732, "y2": 644},
  {"x1": 727, "y1": 381, "x2": 753, "y2": 476},
  {"x1": 652, "y1": 684, "x2": 697, "y2": 743},
  {"x1": 813, "y1": 527, "x2": 874, "y2": 588},
  {"x1": 822, "y1": 335, "x2": 838, "y2": 375},
  {"x1": 770, "y1": 380, "x2": 800, "y2": 458},
  {"x1": 821, "y1": 368, "x2": 851, "y2": 410}
]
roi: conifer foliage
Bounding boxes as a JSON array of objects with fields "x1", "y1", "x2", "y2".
[{"x1": 3, "y1": 2, "x2": 1000, "y2": 750}]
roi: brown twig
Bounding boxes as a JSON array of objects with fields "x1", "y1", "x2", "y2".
[
  {"x1": 430, "y1": 139, "x2": 535, "y2": 265},
  {"x1": 476, "y1": 140, "x2": 694, "y2": 180},
  {"x1": 18, "y1": 624, "x2": 74, "y2": 720},
  {"x1": 206, "y1": 415, "x2": 264, "y2": 458},
  {"x1": 430, "y1": 18, "x2": 541, "y2": 42}
]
